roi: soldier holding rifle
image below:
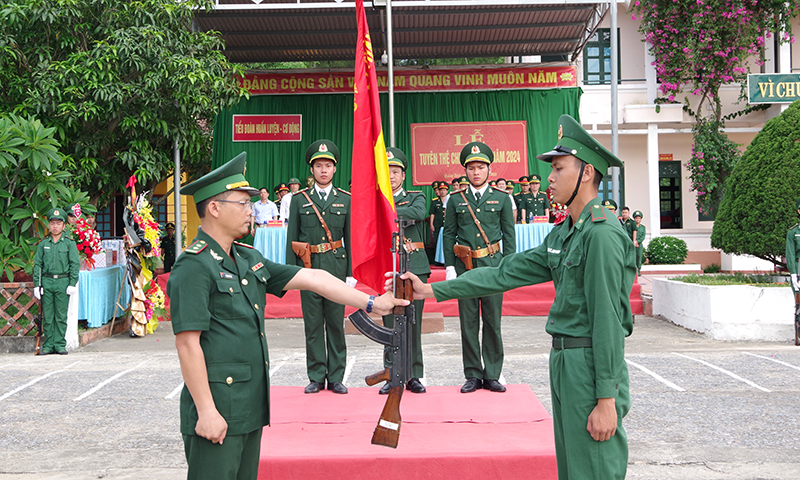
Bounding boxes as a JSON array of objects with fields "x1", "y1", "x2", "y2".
[
  {"x1": 391, "y1": 115, "x2": 634, "y2": 480},
  {"x1": 785, "y1": 197, "x2": 800, "y2": 345},
  {"x1": 169, "y1": 153, "x2": 405, "y2": 480}
]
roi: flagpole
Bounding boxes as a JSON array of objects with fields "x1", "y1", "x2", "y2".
[{"x1": 386, "y1": 0, "x2": 395, "y2": 147}]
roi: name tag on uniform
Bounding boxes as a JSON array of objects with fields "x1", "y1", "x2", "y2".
[
  {"x1": 547, "y1": 248, "x2": 561, "y2": 254},
  {"x1": 251, "y1": 262, "x2": 264, "y2": 272},
  {"x1": 219, "y1": 272, "x2": 234, "y2": 279},
  {"x1": 459, "y1": 202, "x2": 468, "y2": 206},
  {"x1": 397, "y1": 201, "x2": 409, "y2": 206},
  {"x1": 303, "y1": 203, "x2": 313, "y2": 207},
  {"x1": 487, "y1": 200, "x2": 499, "y2": 204},
  {"x1": 44, "y1": 246, "x2": 50, "y2": 250},
  {"x1": 332, "y1": 204, "x2": 345, "y2": 207}
]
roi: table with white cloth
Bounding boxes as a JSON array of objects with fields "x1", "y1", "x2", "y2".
[
  {"x1": 435, "y1": 223, "x2": 555, "y2": 264},
  {"x1": 253, "y1": 226, "x2": 288, "y2": 265},
  {"x1": 76, "y1": 265, "x2": 131, "y2": 328}
]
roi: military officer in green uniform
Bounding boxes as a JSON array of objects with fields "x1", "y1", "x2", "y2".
[
  {"x1": 529, "y1": 174, "x2": 550, "y2": 219},
  {"x1": 161, "y1": 222, "x2": 176, "y2": 273},
  {"x1": 395, "y1": 115, "x2": 634, "y2": 480},
  {"x1": 286, "y1": 140, "x2": 354, "y2": 395},
  {"x1": 428, "y1": 181, "x2": 446, "y2": 244},
  {"x1": 619, "y1": 206, "x2": 636, "y2": 240},
  {"x1": 169, "y1": 152, "x2": 404, "y2": 480},
  {"x1": 632, "y1": 210, "x2": 646, "y2": 275},
  {"x1": 514, "y1": 176, "x2": 533, "y2": 223},
  {"x1": 443, "y1": 142, "x2": 516, "y2": 394},
  {"x1": 33, "y1": 208, "x2": 80, "y2": 355},
  {"x1": 378, "y1": 148, "x2": 431, "y2": 394},
  {"x1": 786, "y1": 198, "x2": 800, "y2": 293}
]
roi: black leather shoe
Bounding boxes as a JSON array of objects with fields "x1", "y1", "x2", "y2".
[
  {"x1": 304, "y1": 381, "x2": 323, "y2": 394},
  {"x1": 379, "y1": 382, "x2": 391, "y2": 395},
  {"x1": 56, "y1": 350, "x2": 68, "y2": 355},
  {"x1": 460, "y1": 377, "x2": 482, "y2": 393},
  {"x1": 328, "y1": 382, "x2": 348, "y2": 394},
  {"x1": 406, "y1": 378, "x2": 426, "y2": 393},
  {"x1": 483, "y1": 379, "x2": 506, "y2": 392}
]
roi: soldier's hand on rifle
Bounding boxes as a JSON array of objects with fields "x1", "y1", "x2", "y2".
[
  {"x1": 33, "y1": 287, "x2": 42, "y2": 300},
  {"x1": 383, "y1": 271, "x2": 434, "y2": 300},
  {"x1": 371, "y1": 291, "x2": 410, "y2": 316}
]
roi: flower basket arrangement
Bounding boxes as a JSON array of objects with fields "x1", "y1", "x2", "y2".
[{"x1": 69, "y1": 204, "x2": 102, "y2": 270}]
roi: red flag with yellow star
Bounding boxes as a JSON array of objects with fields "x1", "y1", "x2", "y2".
[{"x1": 350, "y1": 0, "x2": 396, "y2": 293}]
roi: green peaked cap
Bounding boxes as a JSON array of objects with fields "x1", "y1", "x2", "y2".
[
  {"x1": 47, "y1": 207, "x2": 66, "y2": 222},
  {"x1": 305, "y1": 139, "x2": 340, "y2": 165},
  {"x1": 537, "y1": 115, "x2": 623, "y2": 173},
  {"x1": 460, "y1": 142, "x2": 493, "y2": 166},
  {"x1": 386, "y1": 147, "x2": 408, "y2": 170},
  {"x1": 181, "y1": 152, "x2": 259, "y2": 203}
]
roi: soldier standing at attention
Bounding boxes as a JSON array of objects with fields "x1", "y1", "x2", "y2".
[
  {"x1": 428, "y1": 181, "x2": 445, "y2": 245},
  {"x1": 619, "y1": 206, "x2": 636, "y2": 241},
  {"x1": 379, "y1": 148, "x2": 430, "y2": 394},
  {"x1": 286, "y1": 140, "x2": 355, "y2": 395},
  {"x1": 443, "y1": 142, "x2": 516, "y2": 393},
  {"x1": 529, "y1": 174, "x2": 550, "y2": 220},
  {"x1": 395, "y1": 114, "x2": 634, "y2": 480},
  {"x1": 786, "y1": 198, "x2": 800, "y2": 293},
  {"x1": 161, "y1": 222, "x2": 176, "y2": 273},
  {"x1": 515, "y1": 176, "x2": 531, "y2": 223},
  {"x1": 169, "y1": 152, "x2": 404, "y2": 480},
  {"x1": 33, "y1": 208, "x2": 80, "y2": 355},
  {"x1": 632, "y1": 210, "x2": 646, "y2": 275}
]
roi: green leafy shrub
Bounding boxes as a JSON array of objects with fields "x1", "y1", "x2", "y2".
[
  {"x1": 711, "y1": 100, "x2": 800, "y2": 267},
  {"x1": 673, "y1": 272, "x2": 782, "y2": 286},
  {"x1": 646, "y1": 236, "x2": 688, "y2": 265},
  {"x1": 703, "y1": 263, "x2": 721, "y2": 274}
]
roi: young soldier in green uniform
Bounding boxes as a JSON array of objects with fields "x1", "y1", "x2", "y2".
[
  {"x1": 632, "y1": 210, "x2": 646, "y2": 275},
  {"x1": 286, "y1": 140, "x2": 354, "y2": 395},
  {"x1": 515, "y1": 176, "x2": 533, "y2": 223},
  {"x1": 786, "y1": 198, "x2": 800, "y2": 293},
  {"x1": 170, "y1": 152, "x2": 404, "y2": 480},
  {"x1": 619, "y1": 206, "x2": 636, "y2": 241},
  {"x1": 443, "y1": 142, "x2": 516, "y2": 393},
  {"x1": 395, "y1": 115, "x2": 634, "y2": 479},
  {"x1": 379, "y1": 148, "x2": 430, "y2": 394},
  {"x1": 33, "y1": 208, "x2": 80, "y2": 355},
  {"x1": 529, "y1": 174, "x2": 550, "y2": 219}
]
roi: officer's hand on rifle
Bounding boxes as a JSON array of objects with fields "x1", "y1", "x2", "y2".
[
  {"x1": 383, "y1": 271, "x2": 434, "y2": 300},
  {"x1": 371, "y1": 291, "x2": 410, "y2": 316}
]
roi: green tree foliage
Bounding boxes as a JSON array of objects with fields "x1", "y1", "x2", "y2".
[
  {"x1": 710, "y1": 100, "x2": 800, "y2": 267},
  {"x1": 0, "y1": 0, "x2": 248, "y2": 208},
  {"x1": 645, "y1": 236, "x2": 688, "y2": 265},
  {"x1": 0, "y1": 114, "x2": 92, "y2": 280}
]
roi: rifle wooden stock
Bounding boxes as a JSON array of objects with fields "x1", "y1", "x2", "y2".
[
  {"x1": 371, "y1": 386, "x2": 403, "y2": 448},
  {"x1": 365, "y1": 367, "x2": 390, "y2": 387}
]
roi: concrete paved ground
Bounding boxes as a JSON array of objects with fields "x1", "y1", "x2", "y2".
[{"x1": 1, "y1": 313, "x2": 799, "y2": 480}]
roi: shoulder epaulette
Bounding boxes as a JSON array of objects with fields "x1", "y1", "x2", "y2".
[
  {"x1": 514, "y1": 192, "x2": 521, "y2": 196},
  {"x1": 336, "y1": 187, "x2": 351, "y2": 195},
  {"x1": 185, "y1": 240, "x2": 207, "y2": 254},
  {"x1": 432, "y1": 196, "x2": 439, "y2": 201},
  {"x1": 234, "y1": 241, "x2": 254, "y2": 249},
  {"x1": 591, "y1": 205, "x2": 608, "y2": 223}
]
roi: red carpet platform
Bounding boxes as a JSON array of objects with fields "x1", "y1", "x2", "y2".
[
  {"x1": 258, "y1": 384, "x2": 557, "y2": 480},
  {"x1": 157, "y1": 266, "x2": 643, "y2": 319}
]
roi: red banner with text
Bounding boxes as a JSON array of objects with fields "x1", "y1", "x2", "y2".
[
  {"x1": 232, "y1": 114, "x2": 302, "y2": 142},
  {"x1": 410, "y1": 121, "x2": 528, "y2": 186},
  {"x1": 240, "y1": 66, "x2": 577, "y2": 95}
]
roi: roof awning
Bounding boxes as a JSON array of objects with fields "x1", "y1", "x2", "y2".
[{"x1": 195, "y1": 0, "x2": 608, "y2": 64}]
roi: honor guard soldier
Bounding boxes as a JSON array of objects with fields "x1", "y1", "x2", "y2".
[
  {"x1": 632, "y1": 210, "x2": 646, "y2": 275},
  {"x1": 428, "y1": 181, "x2": 445, "y2": 244},
  {"x1": 169, "y1": 152, "x2": 405, "y2": 480},
  {"x1": 161, "y1": 222, "x2": 176, "y2": 273},
  {"x1": 379, "y1": 148, "x2": 431, "y2": 394},
  {"x1": 443, "y1": 142, "x2": 516, "y2": 393},
  {"x1": 515, "y1": 176, "x2": 533, "y2": 223},
  {"x1": 33, "y1": 207, "x2": 80, "y2": 355},
  {"x1": 286, "y1": 140, "x2": 354, "y2": 395},
  {"x1": 529, "y1": 174, "x2": 550, "y2": 220},
  {"x1": 787, "y1": 198, "x2": 800, "y2": 292},
  {"x1": 397, "y1": 114, "x2": 634, "y2": 480}
]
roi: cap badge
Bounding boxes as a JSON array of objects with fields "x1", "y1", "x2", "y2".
[
  {"x1": 387, "y1": 151, "x2": 394, "y2": 159},
  {"x1": 558, "y1": 125, "x2": 563, "y2": 140},
  {"x1": 471, "y1": 145, "x2": 480, "y2": 154},
  {"x1": 319, "y1": 143, "x2": 328, "y2": 153},
  {"x1": 54, "y1": 210, "x2": 60, "y2": 216}
]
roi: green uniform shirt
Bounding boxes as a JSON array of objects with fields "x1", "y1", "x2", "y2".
[
  {"x1": 168, "y1": 228, "x2": 301, "y2": 436},
  {"x1": 621, "y1": 218, "x2": 636, "y2": 240},
  {"x1": 443, "y1": 187, "x2": 516, "y2": 269},
  {"x1": 634, "y1": 224, "x2": 646, "y2": 245},
  {"x1": 33, "y1": 235, "x2": 80, "y2": 286},
  {"x1": 395, "y1": 190, "x2": 431, "y2": 276},
  {"x1": 433, "y1": 197, "x2": 635, "y2": 398},
  {"x1": 285, "y1": 187, "x2": 351, "y2": 277},
  {"x1": 514, "y1": 192, "x2": 533, "y2": 222},
  {"x1": 787, "y1": 224, "x2": 800, "y2": 275},
  {"x1": 529, "y1": 191, "x2": 549, "y2": 217},
  {"x1": 428, "y1": 196, "x2": 445, "y2": 233}
]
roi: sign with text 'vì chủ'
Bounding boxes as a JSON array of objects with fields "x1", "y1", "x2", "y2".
[
  {"x1": 410, "y1": 121, "x2": 528, "y2": 186},
  {"x1": 240, "y1": 66, "x2": 577, "y2": 95},
  {"x1": 748, "y1": 74, "x2": 800, "y2": 104}
]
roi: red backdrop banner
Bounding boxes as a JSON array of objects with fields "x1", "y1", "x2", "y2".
[
  {"x1": 240, "y1": 66, "x2": 577, "y2": 95},
  {"x1": 410, "y1": 121, "x2": 528, "y2": 186},
  {"x1": 232, "y1": 114, "x2": 302, "y2": 142}
]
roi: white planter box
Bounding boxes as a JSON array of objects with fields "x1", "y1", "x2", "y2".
[
  {"x1": 652, "y1": 278, "x2": 794, "y2": 342},
  {"x1": 641, "y1": 264, "x2": 702, "y2": 273}
]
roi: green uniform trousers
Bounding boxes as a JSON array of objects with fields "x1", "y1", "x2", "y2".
[
  {"x1": 383, "y1": 274, "x2": 428, "y2": 378},
  {"x1": 636, "y1": 245, "x2": 644, "y2": 273},
  {"x1": 550, "y1": 347, "x2": 630, "y2": 480},
  {"x1": 183, "y1": 428, "x2": 262, "y2": 480},
  {"x1": 41, "y1": 276, "x2": 69, "y2": 353},
  {"x1": 458, "y1": 292, "x2": 504, "y2": 380},
  {"x1": 301, "y1": 290, "x2": 346, "y2": 383}
]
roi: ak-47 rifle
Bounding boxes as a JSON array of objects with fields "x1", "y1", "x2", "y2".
[{"x1": 348, "y1": 217, "x2": 415, "y2": 448}]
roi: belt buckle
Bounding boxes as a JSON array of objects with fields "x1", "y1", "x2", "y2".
[
  {"x1": 318, "y1": 243, "x2": 329, "y2": 253},
  {"x1": 53, "y1": 274, "x2": 59, "y2": 279},
  {"x1": 553, "y1": 337, "x2": 564, "y2": 349}
]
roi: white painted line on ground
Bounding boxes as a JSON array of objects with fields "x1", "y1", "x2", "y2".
[
  {"x1": 626, "y1": 358, "x2": 685, "y2": 392},
  {"x1": 0, "y1": 363, "x2": 12, "y2": 369},
  {"x1": 74, "y1": 360, "x2": 150, "y2": 401},
  {"x1": 342, "y1": 355, "x2": 357, "y2": 386},
  {"x1": 269, "y1": 356, "x2": 290, "y2": 376},
  {"x1": 743, "y1": 352, "x2": 800, "y2": 372},
  {"x1": 498, "y1": 373, "x2": 507, "y2": 385},
  {"x1": 165, "y1": 382, "x2": 184, "y2": 400},
  {"x1": 672, "y1": 352, "x2": 770, "y2": 392},
  {"x1": 0, "y1": 361, "x2": 80, "y2": 402}
]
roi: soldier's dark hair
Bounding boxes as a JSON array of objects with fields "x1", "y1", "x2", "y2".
[
  {"x1": 196, "y1": 191, "x2": 235, "y2": 219},
  {"x1": 621, "y1": 206, "x2": 630, "y2": 212}
]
